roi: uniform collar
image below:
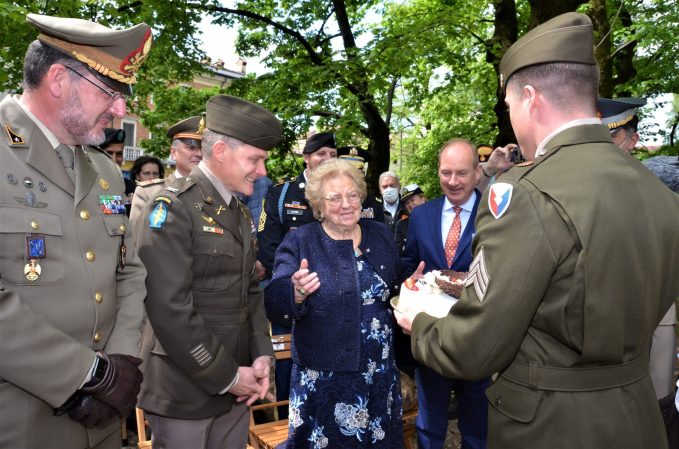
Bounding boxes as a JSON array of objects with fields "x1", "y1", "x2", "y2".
[
  {"x1": 197, "y1": 160, "x2": 234, "y2": 205},
  {"x1": 535, "y1": 118, "x2": 601, "y2": 158}
]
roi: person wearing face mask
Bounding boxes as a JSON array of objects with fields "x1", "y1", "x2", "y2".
[
  {"x1": 379, "y1": 171, "x2": 407, "y2": 234},
  {"x1": 598, "y1": 96, "x2": 677, "y2": 403},
  {"x1": 597, "y1": 97, "x2": 646, "y2": 154}
]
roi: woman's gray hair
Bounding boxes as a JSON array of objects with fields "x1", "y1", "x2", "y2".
[
  {"x1": 305, "y1": 158, "x2": 367, "y2": 220},
  {"x1": 201, "y1": 129, "x2": 242, "y2": 159}
]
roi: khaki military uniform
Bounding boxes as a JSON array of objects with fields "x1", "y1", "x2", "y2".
[
  {"x1": 128, "y1": 171, "x2": 177, "y2": 244},
  {"x1": 411, "y1": 125, "x2": 679, "y2": 449},
  {"x1": 0, "y1": 95, "x2": 147, "y2": 448},
  {"x1": 137, "y1": 166, "x2": 273, "y2": 419}
]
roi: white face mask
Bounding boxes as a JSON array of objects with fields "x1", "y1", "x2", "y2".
[{"x1": 382, "y1": 187, "x2": 399, "y2": 204}]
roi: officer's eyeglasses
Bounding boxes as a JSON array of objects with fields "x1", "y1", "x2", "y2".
[
  {"x1": 323, "y1": 192, "x2": 361, "y2": 206},
  {"x1": 65, "y1": 66, "x2": 127, "y2": 104}
]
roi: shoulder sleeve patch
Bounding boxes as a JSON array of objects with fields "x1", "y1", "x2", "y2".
[
  {"x1": 153, "y1": 196, "x2": 173, "y2": 206},
  {"x1": 149, "y1": 202, "x2": 169, "y2": 229},
  {"x1": 488, "y1": 183, "x2": 513, "y2": 219}
]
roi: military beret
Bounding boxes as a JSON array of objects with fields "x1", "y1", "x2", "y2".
[
  {"x1": 167, "y1": 116, "x2": 204, "y2": 142},
  {"x1": 205, "y1": 95, "x2": 282, "y2": 151},
  {"x1": 102, "y1": 128, "x2": 125, "y2": 147},
  {"x1": 26, "y1": 13, "x2": 152, "y2": 96},
  {"x1": 499, "y1": 12, "x2": 595, "y2": 92},
  {"x1": 400, "y1": 184, "x2": 424, "y2": 203},
  {"x1": 597, "y1": 97, "x2": 647, "y2": 130},
  {"x1": 337, "y1": 145, "x2": 371, "y2": 169},
  {"x1": 303, "y1": 132, "x2": 336, "y2": 154}
]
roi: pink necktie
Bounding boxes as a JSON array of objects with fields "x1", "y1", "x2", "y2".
[{"x1": 444, "y1": 206, "x2": 462, "y2": 267}]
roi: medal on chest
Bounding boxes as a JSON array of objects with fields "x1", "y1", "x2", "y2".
[{"x1": 24, "y1": 234, "x2": 46, "y2": 281}]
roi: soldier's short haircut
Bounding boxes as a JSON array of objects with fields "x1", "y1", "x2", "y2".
[
  {"x1": 201, "y1": 129, "x2": 243, "y2": 159},
  {"x1": 23, "y1": 40, "x2": 81, "y2": 90},
  {"x1": 507, "y1": 62, "x2": 599, "y2": 114}
]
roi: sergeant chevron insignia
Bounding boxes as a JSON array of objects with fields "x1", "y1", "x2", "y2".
[{"x1": 465, "y1": 247, "x2": 489, "y2": 302}]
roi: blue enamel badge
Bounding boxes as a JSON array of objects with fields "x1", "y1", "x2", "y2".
[
  {"x1": 149, "y1": 202, "x2": 168, "y2": 229},
  {"x1": 488, "y1": 183, "x2": 513, "y2": 219}
]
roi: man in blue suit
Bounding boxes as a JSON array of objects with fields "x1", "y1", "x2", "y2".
[{"x1": 402, "y1": 138, "x2": 490, "y2": 449}]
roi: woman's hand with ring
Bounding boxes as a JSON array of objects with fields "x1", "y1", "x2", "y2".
[{"x1": 292, "y1": 259, "x2": 320, "y2": 303}]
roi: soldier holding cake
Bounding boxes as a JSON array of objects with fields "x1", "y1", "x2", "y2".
[{"x1": 395, "y1": 13, "x2": 679, "y2": 449}]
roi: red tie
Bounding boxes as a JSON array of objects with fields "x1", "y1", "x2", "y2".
[{"x1": 445, "y1": 206, "x2": 462, "y2": 267}]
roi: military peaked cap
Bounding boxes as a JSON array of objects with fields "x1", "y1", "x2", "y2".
[
  {"x1": 337, "y1": 145, "x2": 371, "y2": 169},
  {"x1": 167, "y1": 116, "x2": 204, "y2": 141},
  {"x1": 27, "y1": 13, "x2": 152, "y2": 96},
  {"x1": 597, "y1": 97, "x2": 647, "y2": 130},
  {"x1": 400, "y1": 184, "x2": 424, "y2": 203}
]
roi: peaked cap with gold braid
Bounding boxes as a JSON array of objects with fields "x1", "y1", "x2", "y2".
[{"x1": 26, "y1": 13, "x2": 152, "y2": 96}]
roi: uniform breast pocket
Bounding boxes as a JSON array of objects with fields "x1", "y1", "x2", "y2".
[
  {"x1": 0, "y1": 207, "x2": 65, "y2": 285},
  {"x1": 193, "y1": 234, "x2": 235, "y2": 291}
]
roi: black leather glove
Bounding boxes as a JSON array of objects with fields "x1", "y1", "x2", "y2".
[
  {"x1": 67, "y1": 393, "x2": 119, "y2": 429},
  {"x1": 81, "y1": 353, "x2": 143, "y2": 417}
]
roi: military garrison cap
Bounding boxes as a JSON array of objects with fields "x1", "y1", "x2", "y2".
[
  {"x1": 205, "y1": 95, "x2": 282, "y2": 151},
  {"x1": 303, "y1": 132, "x2": 336, "y2": 154},
  {"x1": 499, "y1": 12, "x2": 595, "y2": 92},
  {"x1": 26, "y1": 13, "x2": 152, "y2": 96},
  {"x1": 597, "y1": 97, "x2": 647, "y2": 130},
  {"x1": 337, "y1": 145, "x2": 371, "y2": 170},
  {"x1": 167, "y1": 116, "x2": 205, "y2": 142}
]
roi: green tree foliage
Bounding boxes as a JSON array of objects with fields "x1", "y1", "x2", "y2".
[{"x1": 1, "y1": 0, "x2": 676, "y2": 194}]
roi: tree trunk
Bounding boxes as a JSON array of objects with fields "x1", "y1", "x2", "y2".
[{"x1": 590, "y1": 0, "x2": 613, "y2": 97}]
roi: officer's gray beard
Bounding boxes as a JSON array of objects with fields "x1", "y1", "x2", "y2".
[{"x1": 59, "y1": 88, "x2": 112, "y2": 146}]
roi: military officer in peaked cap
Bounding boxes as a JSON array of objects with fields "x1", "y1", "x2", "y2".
[
  {"x1": 597, "y1": 97, "x2": 647, "y2": 153},
  {"x1": 129, "y1": 115, "x2": 204, "y2": 237},
  {"x1": 136, "y1": 95, "x2": 279, "y2": 449},
  {"x1": 0, "y1": 13, "x2": 151, "y2": 449},
  {"x1": 599, "y1": 96, "x2": 678, "y2": 402},
  {"x1": 395, "y1": 12, "x2": 679, "y2": 448}
]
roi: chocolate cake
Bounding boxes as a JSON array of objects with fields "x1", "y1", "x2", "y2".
[{"x1": 434, "y1": 270, "x2": 467, "y2": 298}]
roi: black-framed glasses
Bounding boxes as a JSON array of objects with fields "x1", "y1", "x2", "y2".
[{"x1": 64, "y1": 66, "x2": 127, "y2": 104}]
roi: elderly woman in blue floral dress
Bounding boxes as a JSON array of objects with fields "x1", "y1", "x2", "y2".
[{"x1": 265, "y1": 158, "x2": 403, "y2": 448}]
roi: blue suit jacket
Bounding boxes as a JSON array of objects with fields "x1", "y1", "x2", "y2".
[{"x1": 402, "y1": 189, "x2": 481, "y2": 276}]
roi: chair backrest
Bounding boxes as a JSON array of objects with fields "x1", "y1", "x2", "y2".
[{"x1": 271, "y1": 333, "x2": 292, "y2": 360}]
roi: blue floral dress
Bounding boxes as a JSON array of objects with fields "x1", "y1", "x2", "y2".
[{"x1": 284, "y1": 255, "x2": 403, "y2": 449}]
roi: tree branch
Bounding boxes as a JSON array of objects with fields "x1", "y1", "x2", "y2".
[{"x1": 385, "y1": 77, "x2": 399, "y2": 127}]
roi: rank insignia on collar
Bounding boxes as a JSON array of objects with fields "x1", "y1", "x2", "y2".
[
  {"x1": 488, "y1": 183, "x2": 513, "y2": 219},
  {"x1": 149, "y1": 202, "x2": 168, "y2": 229},
  {"x1": 4, "y1": 125, "x2": 25, "y2": 145}
]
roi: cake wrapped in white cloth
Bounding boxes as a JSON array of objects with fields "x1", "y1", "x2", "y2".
[{"x1": 393, "y1": 270, "x2": 467, "y2": 318}]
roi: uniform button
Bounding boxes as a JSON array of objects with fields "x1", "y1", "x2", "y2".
[
  {"x1": 494, "y1": 397, "x2": 502, "y2": 407},
  {"x1": 365, "y1": 248, "x2": 370, "y2": 253},
  {"x1": 86, "y1": 251, "x2": 96, "y2": 262},
  {"x1": 79, "y1": 210, "x2": 90, "y2": 220},
  {"x1": 380, "y1": 265, "x2": 385, "y2": 269},
  {"x1": 30, "y1": 220, "x2": 39, "y2": 230},
  {"x1": 93, "y1": 331, "x2": 102, "y2": 343},
  {"x1": 94, "y1": 292, "x2": 103, "y2": 303},
  {"x1": 119, "y1": 224, "x2": 126, "y2": 233}
]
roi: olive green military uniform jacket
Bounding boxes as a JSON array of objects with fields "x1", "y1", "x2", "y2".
[
  {"x1": 137, "y1": 166, "x2": 273, "y2": 419},
  {"x1": 0, "y1": 96, "x2": 147, "y2": 448},
  {"x1": 411, "y1": 125, "x2": 679, "y2": 449}
]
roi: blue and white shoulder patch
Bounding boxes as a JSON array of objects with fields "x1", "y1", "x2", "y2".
[
  {"x1": 149, "y1": 201, "x2": 168, "y2": 229},
  {"x1": 488, "y1": 182, "x2": 513, "y2": 219}
]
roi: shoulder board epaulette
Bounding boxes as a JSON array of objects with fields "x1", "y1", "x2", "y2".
[{"x1": 137, "y1": 178, "x2": 165, "y2": 187}]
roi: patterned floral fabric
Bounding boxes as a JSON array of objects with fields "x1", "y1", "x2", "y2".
[{"x1": 284, "y1": 255, "x2": 404, "y2": 448}]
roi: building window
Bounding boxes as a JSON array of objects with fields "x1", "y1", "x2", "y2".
[{"x1": 122, "y1": 121, "x2": 136, "y2": 147}]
